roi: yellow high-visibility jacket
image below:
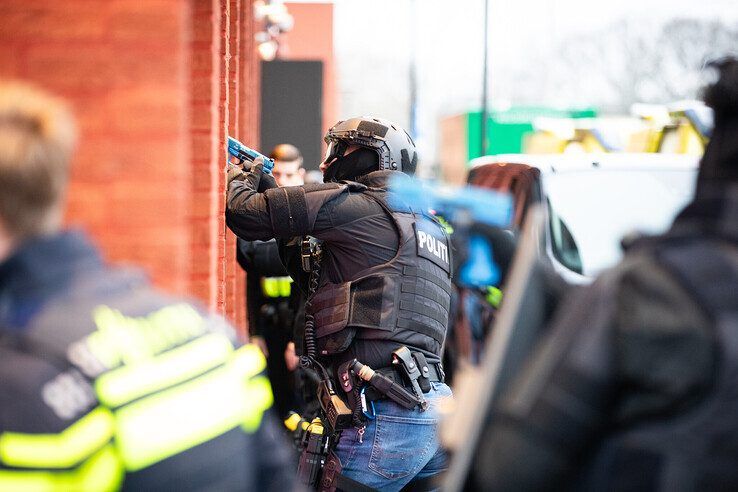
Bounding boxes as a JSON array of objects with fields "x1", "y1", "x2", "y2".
[{"x1": 0, "y1": 231, "x2": 293, "y2": 491}]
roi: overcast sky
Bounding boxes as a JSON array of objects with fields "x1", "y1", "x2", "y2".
[{"x1": 329, "y1": 0, "x2": 738, "y2": 165}]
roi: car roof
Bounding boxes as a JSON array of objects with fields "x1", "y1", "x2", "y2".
[{"x1": 469, "y1": 153, "x2": 699, "y2": 174}]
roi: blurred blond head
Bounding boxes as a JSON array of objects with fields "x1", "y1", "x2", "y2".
[{"x1": 0, "y1": 81, "x2": 76, "y2": 242}]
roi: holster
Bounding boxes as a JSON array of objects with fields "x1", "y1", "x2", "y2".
[
  {"x1": 318, "y1": 451, "x2": 341, "y2": 492},
  {"x1": 412, "y1": 352, "x2": 432, "y2": 393},
  {"x1": 319, "y1": 451, "x2": 378, "y2": 492}
]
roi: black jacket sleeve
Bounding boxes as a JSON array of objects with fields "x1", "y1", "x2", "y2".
[
  {"x1": 226, "y1": 167, "x2": 346, "y2": 241},
  {"x1": 470, "y1": 251, "x2": 716, "y2": 490},
  {"x1": 236, "y1": 239, "x2": 254, "y2": 271},
  {"x1": 226, "y1": 169, "x2": 276, "y2": 241}
]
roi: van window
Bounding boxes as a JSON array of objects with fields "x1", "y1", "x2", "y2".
[{"x1": 544, "y1": 168, "x2": 695, "y2": 276}]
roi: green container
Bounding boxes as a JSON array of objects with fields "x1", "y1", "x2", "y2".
[{"x1": 466, "y1": 106, "x2": 598, "y2": 160}]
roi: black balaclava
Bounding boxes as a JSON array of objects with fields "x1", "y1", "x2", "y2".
[
  {"x1": 696, "y1": 58, "x2": 738, "y2": 195},
  {"x1": 323, "y1": 147, "x2": 380, "y2": 183}
]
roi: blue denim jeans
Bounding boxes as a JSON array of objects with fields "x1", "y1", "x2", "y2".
[{"x1": 334, "y1": 382, "x2": 453, "y2": 491}]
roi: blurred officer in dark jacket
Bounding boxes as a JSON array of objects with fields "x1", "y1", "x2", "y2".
[
  {"x1": 0, "y1": 81, "x2": 294, "y2": 491},
  {"x1": 471, "y1": 58, "x2": 738, "y2": 491},
  {"x1": 237, "y1": 143, "x2": 305, "y2": 418}
]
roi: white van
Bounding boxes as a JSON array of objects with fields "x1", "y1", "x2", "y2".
[{"x1": 468, "y1": 153, "x2": 699, "y2": 283}]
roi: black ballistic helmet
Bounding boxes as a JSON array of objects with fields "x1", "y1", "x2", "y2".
[{"x1": 322, "y1": 117, "x2": 418, "y2": 175}]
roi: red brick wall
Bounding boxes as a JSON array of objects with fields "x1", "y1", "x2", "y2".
[
  {"x1": 238, "y1": 2, "x2": 260, "y2": 337},
  {"x1": 0, "y1": 0, "x2": 256, "y2": 333},
  {"x1": 189, "y1": 0, "x2": 224, "y2": 314}
]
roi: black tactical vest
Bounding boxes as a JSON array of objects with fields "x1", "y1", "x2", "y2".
[
  {"x1": 579, "y1": 240, "x2": 738, "y2": 491},
  {"x1": 309, "y1": 188, "x2": 453, "y2": 359}
]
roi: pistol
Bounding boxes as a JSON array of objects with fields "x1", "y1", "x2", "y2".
[{"x1": 227, "y1": 136, "x2": 275, "y2": 174}]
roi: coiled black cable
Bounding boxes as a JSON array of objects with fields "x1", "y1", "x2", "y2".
[
  {"x1": 351, "y1": 386, "x2": 364, "y2": 428},
  {"x1": 299, "y1": 242, "x2": 330, "y2": 380},
  {"x1": 300, "y1": 240, "x2": 365, "y2": 428}
]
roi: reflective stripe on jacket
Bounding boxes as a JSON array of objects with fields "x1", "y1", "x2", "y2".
[{"x1": 0, "y1": 232, "x2": 279, "y2": 491}]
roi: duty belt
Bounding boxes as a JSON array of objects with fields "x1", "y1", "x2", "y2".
[
  {"x1": 337, "y1": 348, "x2": 444, "y2": 414},
  {"x1": 364, "y1": 362, "x2": 444, "y2": 402}
]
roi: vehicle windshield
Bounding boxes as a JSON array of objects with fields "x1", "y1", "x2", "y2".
[{"x1": 544, "y1": 168, "x2": 696, "y2": 277}]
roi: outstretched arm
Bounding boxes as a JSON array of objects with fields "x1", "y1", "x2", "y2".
[
  {"x1": 226, "y1": 161, "x2": 346, "y2": 241},
  {"x1": 226, "y1": 162, "x2": 279, "y2": 241}
]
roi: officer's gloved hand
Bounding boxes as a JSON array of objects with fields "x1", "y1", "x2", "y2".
[
  {"x1": 251, "y1": 157, "x2": 278, "y2": 192},
  {"x1": 228, "y1": 159, "x2": 261, "y2": 192},
  {"x1": 226, "y1": 162, "x2": 246, "y2": 187}
]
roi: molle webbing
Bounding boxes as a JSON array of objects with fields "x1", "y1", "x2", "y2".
[
  {"x1": 394, "y1": 265, "x2": 450, "y2": 344},
  {"x1": 398, "y1": 299, "x2": 448, "y2": 329},
  {"x1": 400, "y1": 278, "x2": 450, "y2": 307},
  {"x1": 397, "y1": 272, "x2": 449, "y2": 345},
  {"x1": 312, "y1": 282, "x2": 350, "y2": 338},
  {"x1": 402, "y1": 266, "x2": 450, "y2": 290},
  {"x1": 312, "y1": 272, "x2": 449, "y2": 345},
  {"x1": 348, "y1": 276, "x2": 384, "y2": 327},
  {"x1": 312, "y1": 277, "x2": 385, "y2": 339},
  {"x1": 396, "y1": 318, "x2": 445, "y2": 345}
]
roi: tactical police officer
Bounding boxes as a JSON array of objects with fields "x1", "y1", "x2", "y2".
[
  {"x1": 237, "y1": 143, "x2": 306, "y2": 418},
  {"x1": 470, "y1": 58, "x2": 738, "y2": 490},
  {"x1": 0, "y1": 81, "x2": 294, "y2": 491},
  {"x1": 226, "y1": 117, "x2": 454, "y2": 490}
]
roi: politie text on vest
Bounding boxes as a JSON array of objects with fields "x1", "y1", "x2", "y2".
[{"x1": 417, "y1": 230, "x2": 449, "y2": 265}]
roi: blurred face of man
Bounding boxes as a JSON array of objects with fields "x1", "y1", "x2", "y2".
[{"x1": 272, "y1": 158, "x2": 305, "y2": 187}]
